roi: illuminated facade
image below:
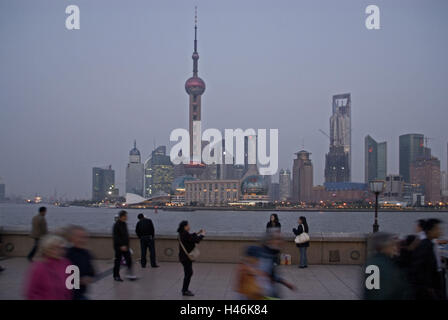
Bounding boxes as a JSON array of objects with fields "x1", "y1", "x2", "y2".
[
  {"x1": 279, "y1": 169, "x2": 291, "y2": 201},
  {"x1": 144, "y1": 146, "x2": 174, "y2": 197},
  {"x1": 325, "y1": 94, "x2": 351, "y2": 182},
  {"x1": 92, "y1": 165, "x2": 117, "y2": 201},
  {"x1": 185, "y1": 179, "x2": 240, "y2": 206}
]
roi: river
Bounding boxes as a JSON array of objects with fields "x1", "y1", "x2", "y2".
[{"x1": 2, "y1": 203, "x2": 448, "y2": 237}]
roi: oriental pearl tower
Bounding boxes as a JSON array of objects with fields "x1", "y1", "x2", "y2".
[{"x1": 185, "y1": 7, "x2": 206, "y2": 162}]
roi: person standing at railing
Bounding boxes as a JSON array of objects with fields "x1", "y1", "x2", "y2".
[
  {"x1": 266, "y1": 214, "x2": 281, "y2": 232},
  {"x1": 293, "y1": 216, "x2": 309, "y2": 268},
  {"x1": 27, "y1": 206, "x2": 48, "y2": 262},
  {"x1": 135, "y1": 213, "x2": 159, "y2": 269},
  {"x1": 112, "y1": 210, "x2": 137, "y2": 282}
]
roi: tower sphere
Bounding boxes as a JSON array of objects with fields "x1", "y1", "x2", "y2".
[{"x1": 185, "y1": 77, "x2": 206, "y2": 95}]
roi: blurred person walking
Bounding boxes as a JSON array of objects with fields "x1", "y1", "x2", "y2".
[
  {"x1": 135, "y1": 213, "x2": 159, "y2": 268},
  {"x1": 24, "y1": 234, "x2": 72, "y2": 300},
  {"x1": 293, "y1": 216, "x2": 309, "y2": 268},
  {"x1": 112, "y1": 210, "x2": 137, "y2": 282},
  {"x1": 177, "y1": 220, "x2": 205, "y2": 296},
  {"x1": 364, "y1": 232, "x2": 410, "y2": 300},
  {"x1": 66, "y1": 225, "x2": 96, "y2": 300},
  {"x1": 27, "y1": 206, "x2": 48, "y2": 262},
  {"x1": 410, "y1": 218, "x2": 445, "y2": 300},
  {"x1": 416, "y1": 219, "x2": 427, "y2": 240},
  {"x1": 266, "y1": 214, "x2": 281, "y2": 232},
  {"x1": 236, "y1": 233, "x2": 295, "y2": 299}
]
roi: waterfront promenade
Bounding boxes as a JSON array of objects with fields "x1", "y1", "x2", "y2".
[{"x1": 0, "y1": 258, "x2": 362, "y2": 300}]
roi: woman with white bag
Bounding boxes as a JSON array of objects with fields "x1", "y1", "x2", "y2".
[{"x1": 293, "y1": 216, "x2": 310, "y2": 268}]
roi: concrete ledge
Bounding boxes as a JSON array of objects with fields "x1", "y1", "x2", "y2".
[{"x1": 0, "y1": 230, "x2": 368, "y2": 265}]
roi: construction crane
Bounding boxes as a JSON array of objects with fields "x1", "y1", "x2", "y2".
[{"x1": 318, "y1": 129, "x2": 330, "y2": 141}]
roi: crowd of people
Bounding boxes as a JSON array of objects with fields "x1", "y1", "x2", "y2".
[
  {"x1": 364, "y1": 218, "x2": 447, "y2": 300},
  {"x1": 2, "y1": 206, "x2": 446, "y2": 300},
  {"x1": 16, "y1": 207, "x2": 207, "y2": 299}
]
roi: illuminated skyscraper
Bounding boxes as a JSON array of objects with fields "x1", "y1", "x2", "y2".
[
  {"x1": 92, "y1": 165, "x2": 117, "y2": 201},
  {"x1": 125, "y1": 140, "x2": 144, "y2": 196},
  {"x1": 279, "y1": 169, "x2": 291, "y2": 201},
  {"x1": 325, "y1": 93, "x2": 351, "y2": 182},
  {"x1": 144, "y1": 146, "x2": 174, "y2": 197}
]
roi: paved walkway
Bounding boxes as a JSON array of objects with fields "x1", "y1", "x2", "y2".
[{"x1": 0, "y1": 258, "x2": 362, "y2": 300}]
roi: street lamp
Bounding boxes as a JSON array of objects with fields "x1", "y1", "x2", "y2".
[{"x1": 369, "y1": 180, "x2": 385, "y2": 233}]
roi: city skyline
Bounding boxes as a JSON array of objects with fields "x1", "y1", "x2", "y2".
[{"x1": 1, "y1": 0, "x2": 448, "y2": 199}]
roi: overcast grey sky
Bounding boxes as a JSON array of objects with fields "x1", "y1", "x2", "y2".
[{"x1": 0, "y1": 0, "x2": 447, "y2": 199}]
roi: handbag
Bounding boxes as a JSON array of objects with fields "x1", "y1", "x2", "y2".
[
  {"x1": 178, "y1": 236, "x2": 200, "y2": 261},
  {"x1": 294, "y1": 225, "x2": 310, "y2": 244}
]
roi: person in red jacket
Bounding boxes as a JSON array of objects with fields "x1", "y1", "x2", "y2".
[{"x1": 24, "y1": 234, "x2": 72, "y2": 300}]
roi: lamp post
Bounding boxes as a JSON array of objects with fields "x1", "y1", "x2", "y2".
[{"x1": 369, "y1": 180, "x2": 385, "y2": 233}]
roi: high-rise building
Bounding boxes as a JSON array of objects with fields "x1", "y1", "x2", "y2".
[
  {"x1": 144, "y1": 146, "x2": 174, "y2": 197},
  {"x1": 185, "y1": 8, "x2": 206, "y2": 161},
  {"x1": 270, "y1": 182, "x2": 280, "y2": 202},
  {"x1": 441, "y1": 171, "x2": 448, "y2": 197},
  {"x1": 383, "y1": 174, "x2": 404, "y2": 200},
  {"x1": 125, "y1": 140, "x2": 144, "y2": 196},
  {"x1": 279, "y1": 169, "x2": 291, "y2": 201},
  {"x1": 0, "y1": 178, "x2": 5, "y2": 201},
  {"x1": 399, "y1": 134, "x2": 425, "y2": 182},
  {"x1": 364, "y1": 135, "x2": 387, "y2": 182},
  {"x1": 92, "y1": 165, "x2": 117, "y2": 201},
  {"x1": 292, "y1": 150, "x2": 313, "y2": 202},
  {"x1": 410, "y1": 155, "x2": 441, "y2": 203},
  {"x1": 325, "y1": 146, "x2": 350, "y2": 183},
  {"x1": 325, "y1": 93, "x2": 351, "y2": 182}
]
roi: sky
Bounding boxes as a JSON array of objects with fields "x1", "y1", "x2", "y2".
[{"x1": 0, "y1": 0, "x2": 447, "y2": 199}]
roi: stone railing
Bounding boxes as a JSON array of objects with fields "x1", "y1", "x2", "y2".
[{"x1": 0, "y1": 230, "x2": 367, "y2": 265}]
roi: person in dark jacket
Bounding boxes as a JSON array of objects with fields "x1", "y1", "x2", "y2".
[
  {"x1": 266, "y1": 214, "x2": 281, "y2": 232},
  {"x1": 293, "y1": 216, "x2": 309, "y2": 268},
  {"x1": 135, "y1": 213, "x2": 159, "y2": 268},
  {"x1": 364, "y1": 232, "x2": 411, "y2": 300},
  {"x1": 66, "y1": 225, "x2": 95, "y2": 300},
  {"x1": 410, "y1": 218, "x2": 444, "y2": 300},
  {"x1": 112, "y1": 210, "x2": 136, "y2": 281},
  {"x1": 177, "y1": 220, "x2": 205, "y2": 296}
]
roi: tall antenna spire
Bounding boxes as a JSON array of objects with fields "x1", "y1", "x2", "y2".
[
  {"x1": 134, "y1": 139, "x2": 136, "y2": 149},
  {"x1": 194, "y1": 6, "x2": 198, "y2": 51},
  {"x1": 192, "y1": 6, "x2": 199, "y2": 76}
]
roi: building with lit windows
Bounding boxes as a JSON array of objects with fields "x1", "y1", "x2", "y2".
[
  {"x1": 279, "y1": 169, "x2": 291, "y2": 201},
  {"x1": 185, "y1": 179, "x2": 240, "y2": 206},
  {"x1": 92, "y1": 165, "x2": 118, "y2": 201},
  {"x1": 144, "y1": 146, "x2": 174, "y2": 197},
  {"x1": 325, "y1": 94, "x2": 352, "y2": 183}
]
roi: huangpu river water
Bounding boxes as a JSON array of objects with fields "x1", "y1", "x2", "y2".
[{"x1": 1, "y1": 203, "x2": 448, "y2": 236}]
